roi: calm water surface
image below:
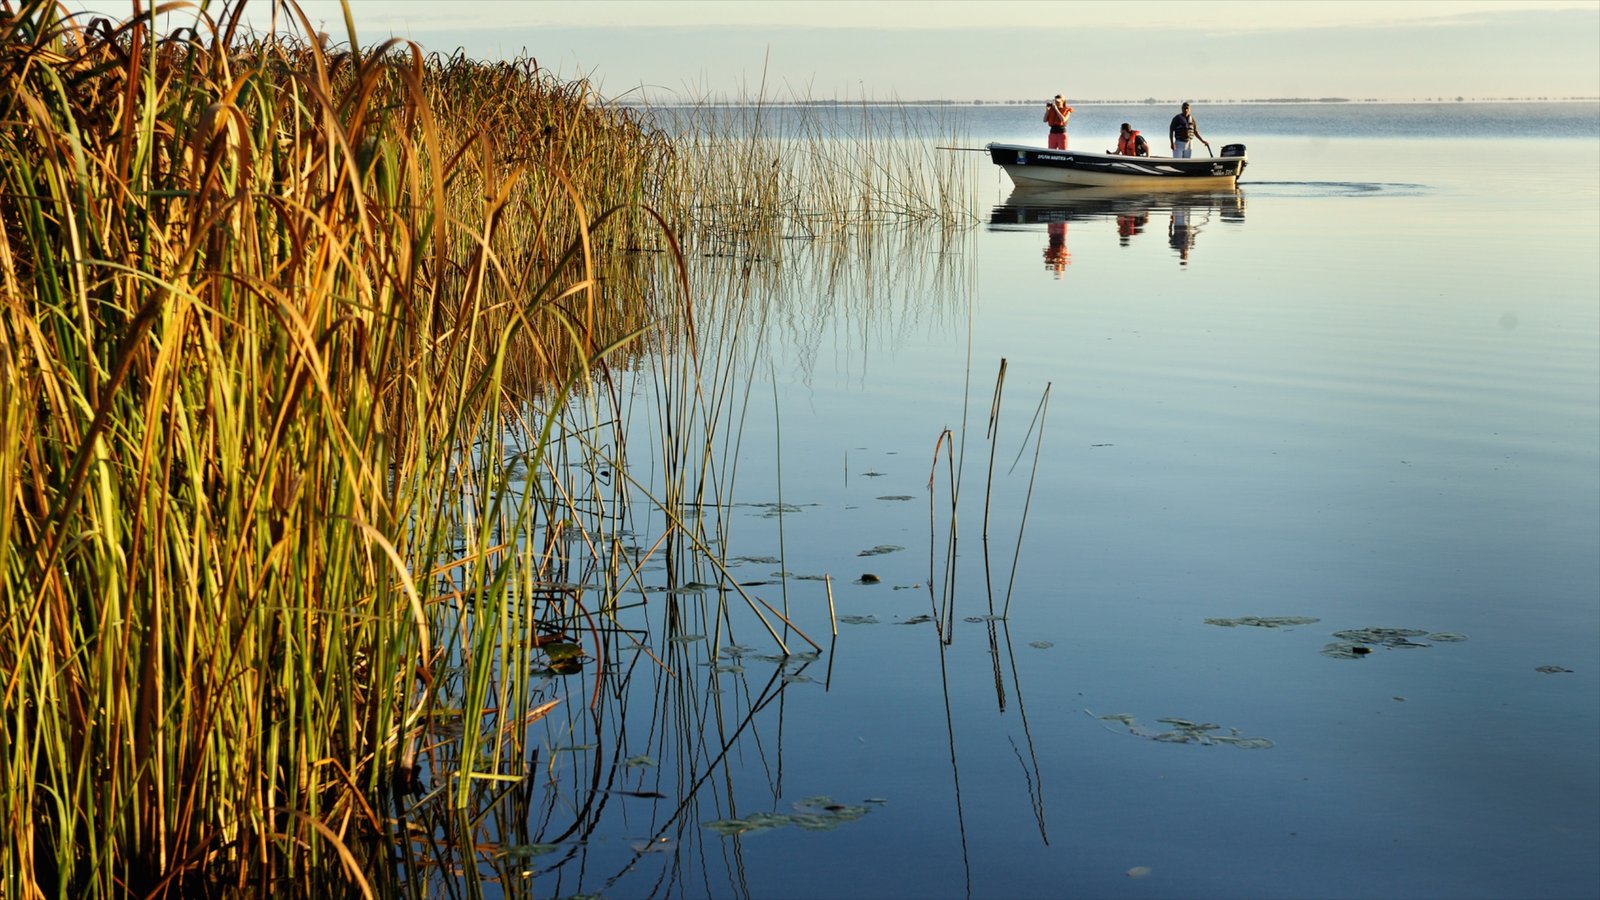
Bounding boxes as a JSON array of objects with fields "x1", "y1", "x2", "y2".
[{"x1": 494, "y1": 104, "x2": 1599, "y2": 899}]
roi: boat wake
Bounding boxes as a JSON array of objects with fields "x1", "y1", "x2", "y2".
[{"x1": 1239, "y1": 181, "x2": 1429, "y2": 198}]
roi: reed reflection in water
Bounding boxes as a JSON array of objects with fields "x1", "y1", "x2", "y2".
[{"x1": 377, "y1": 219, "x2": 1031, "y2": 898}]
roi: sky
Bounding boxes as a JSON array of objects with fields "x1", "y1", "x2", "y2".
[{"x1": 72, "y1": 1, "x2": 1600, "y2": 102}]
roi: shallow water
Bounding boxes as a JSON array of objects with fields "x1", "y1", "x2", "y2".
[{"x1": 450, "y1": 104, "x2": 1599, "y2": 899}]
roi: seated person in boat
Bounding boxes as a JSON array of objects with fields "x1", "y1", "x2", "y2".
[{"x1": 1111, "y1": 123, "x2": 1150, "y2": 157}]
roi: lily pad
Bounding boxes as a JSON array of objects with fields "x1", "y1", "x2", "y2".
[
  {"x1": 496, "y1": 843, "x2": 559, "y2": 860},
  {"x1": 1536, "y1": 665, "x2": 1574, "y2": 674},
  {"x1": 857, "y1": 545, "x2": 904, "y2": 557},
  {"x1": 1029, "y1": 641, "x2": 1055, "y2": 649},
  {"x1": 897, "y1": 615, "x2": 935, "y2": 625},
  {"x1": 668, "y1": 634, "x2": 706, "y2": 644},
  {"x1": 704, "y1": 796, "x2": 870, "y2": 837},
  {"x1": 1332, "y1": 627, "x2": 1430, "y2": 647},
  {"x1": 877, "y1": 495, "x2": 916, "y2": 501},
  {"x1": 1320, "y1": 642, "x2": 1369, "y2": 659},
  {"x1": 1426, "y1": 632, "x2": 1469, "y2": 642},
  {"x1": 544, "y1": 642, "x2": 584, "y2": 661},
  {"x1": 1205, "y1": 616, "x2": 1320, "y2": 629},
  {"x1": 625, "y1": 755, "x2": 656, "y2": 768},
  {"x1": 837, "y1": 614, "x2": 880, "y2": 625},
  {"x1": 1099, "y1": 712, "x2": 1272, "y2": 750}
]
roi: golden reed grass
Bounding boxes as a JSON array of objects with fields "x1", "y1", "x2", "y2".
[{"x1": 0, "y1": 1, "x2": 681, "y2": 895}]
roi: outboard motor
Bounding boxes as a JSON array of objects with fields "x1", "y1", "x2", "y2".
[{"x1": 1220, "y1": 143, "x2": 1246, "y2": 158}]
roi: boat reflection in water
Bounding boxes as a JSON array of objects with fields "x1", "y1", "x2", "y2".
[{"x1": 989, "y1": 186, "x2": 1246, "y2": 271}]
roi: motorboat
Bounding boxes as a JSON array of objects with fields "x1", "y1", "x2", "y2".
[{"x1": 987, "y1": 142, "x2": 1247, "y2": 189}]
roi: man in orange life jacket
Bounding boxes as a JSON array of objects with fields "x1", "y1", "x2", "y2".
[
  {"x1": 1043, "y1": 95, "x2": 1072, "y2": 150},
  {"x1": 1112, "y1": 123, "x2": 1149, "y2": 157}
]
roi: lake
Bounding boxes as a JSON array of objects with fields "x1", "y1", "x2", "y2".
[{"x1": 433, "y1": 103, "x2": 1599, "y2": 899}]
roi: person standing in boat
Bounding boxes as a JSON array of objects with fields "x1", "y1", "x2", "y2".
[
  {"x1": 1169, "y1": 102, "x2": 1204, "y2": 158},
  {"x1": 1043, "y1": 95, "x2": 1072, "y2": 150},
  {"x1": 1112, "y1": 123, "x2": 1150, "y2": 156}
]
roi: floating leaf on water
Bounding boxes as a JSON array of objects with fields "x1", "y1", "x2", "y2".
[
  {"x1": 898, "y1": 615, "x2": 935, "y2": 625},
  {"x1": 793, "y1": 796, "x2": 869, "y2": 820},
  {"x1": 1332, "y1": 627, "x2": 1430, "y2": 648},
  {"x1": 877, "y1": 495, "x2": 915, "y2": 501},
  {"x1": 625, "y1": 755, "x2": 656, "y2": 768},
  {"x1": 630, "y1": 836, "x2": 674, "y2": 854},
  {"x1": 545, "y1": 657, "x2": 583, "y2": 676},
  {"x1": 838, "y1": 615, "x2": 880, "y2": 625},
  {"x1": 496, "y1": 843, "x2": 559, "y2": 860},
  {"x1": 668, "y1": 634, "x2": 706, "y2": 644},
  {"x1": 1102, "y1": 713, "x2": 1271, "y2": 750},
  {"x1": 553, "y1": 744, "x2": 595, "y2": 753},
  {"x1": 782, "y1": 673, "x2": 814, "y2": 684},
  {"x1": 856, "y1": 574, "x2": 881, "y2": 585},
  {"x1": 1157, "y1": 718, "x2": 1218, "y2": 731},
  {"x1": 544, "y1": 642, "x2": 584, "y2": 662},
  {"x1": 720, "y1": 644, "x2": 754, "y2": 658},
  {"x1": 745, "y1": 811, "x2": 798, "y2": 830},
  {"x1": 730, "y1": 555, "x2": 781, "y2": 565},
  {"x1": 1210, "y1": 735, "x2": 1275, "y2": 749},
  {"x1": 964, "y1": 614, "x2": 1005, "y2": 622},
  {"x1": 1321, "y1": 642, "x2": 1368, "y2": 659},
  {"x1": 795, "y1": 574, "x2": 829, "y2": 581},
  {"x1": 668, "y1": 585, "x2": 709, "y2": 595},
  {"x1": 861, "y1": 471, "x2": 886, "y2": 478},
  {"x1": 1535, "y1": 665, "x2": 1574, "y2": 674},
  {"x1": 706, "y1": 798, "x2": 871, "y2": 836},
  {"x1": 1426, "y1": 632, "x2": 1469, "y2": 642},
  {"x1": 1029, "y1": 640, "x2": 1055, "y2": 649},
  {"x1": 864, "y1": 797, "x2": 890, "y2": 804},
  {"x1": 716, "y1": 665, "x2": 745, "y2": 674},
  {"x1": 739, "y1": 580, "x2": 774, "y2": 587},
  {"x1": 1205, "y1": 616, "x2": 1321, "y2": 629},
  {"x1": 1126, "y1": 866, "x2": 1153, "y2": 879},
  {"x1": 857, "y1": 545, "x2": 904, "y2": 557}
]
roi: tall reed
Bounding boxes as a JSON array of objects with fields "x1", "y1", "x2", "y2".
[{"x1": 0, "y1": 1, "x2": 675, "y2": 895}]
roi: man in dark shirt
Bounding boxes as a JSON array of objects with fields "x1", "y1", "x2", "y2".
[{"x1": 1169, "y1": 102, "x2": 1204, "y2": 158}]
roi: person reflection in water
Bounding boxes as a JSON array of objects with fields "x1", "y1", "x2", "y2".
[
  {"x1": 1168, "y1": 205, "x2": 1197, "y2": 265},
  {"x1": 1044, "y1": 220, "x2": 1070, "y2": 276},
  {"x1": 1116, "y1": 211, "x2": 1149, "y2": 246}
]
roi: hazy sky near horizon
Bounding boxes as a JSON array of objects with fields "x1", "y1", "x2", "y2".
[{"x1": 85, "y1": 1, "x2": 1600, "y2": 101}]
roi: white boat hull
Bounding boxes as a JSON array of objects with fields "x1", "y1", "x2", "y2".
[{"x1": 988, "y1": 142, "x2": 1247, "y2": 190}]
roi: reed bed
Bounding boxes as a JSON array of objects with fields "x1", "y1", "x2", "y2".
[
  {"x1": 645, "y1": 91, "x2": 980, "y2": 261},
  {"x1": 0, "y1": 1, "x2": 688, "y2": 895},
  {"x1": 2, "y1": 1, "x2": 988, "y2": 896}
]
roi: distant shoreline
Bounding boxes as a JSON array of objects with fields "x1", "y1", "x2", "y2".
[{"x1": 620, "y1": 97, "x2": 1598, "y2": 107}]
